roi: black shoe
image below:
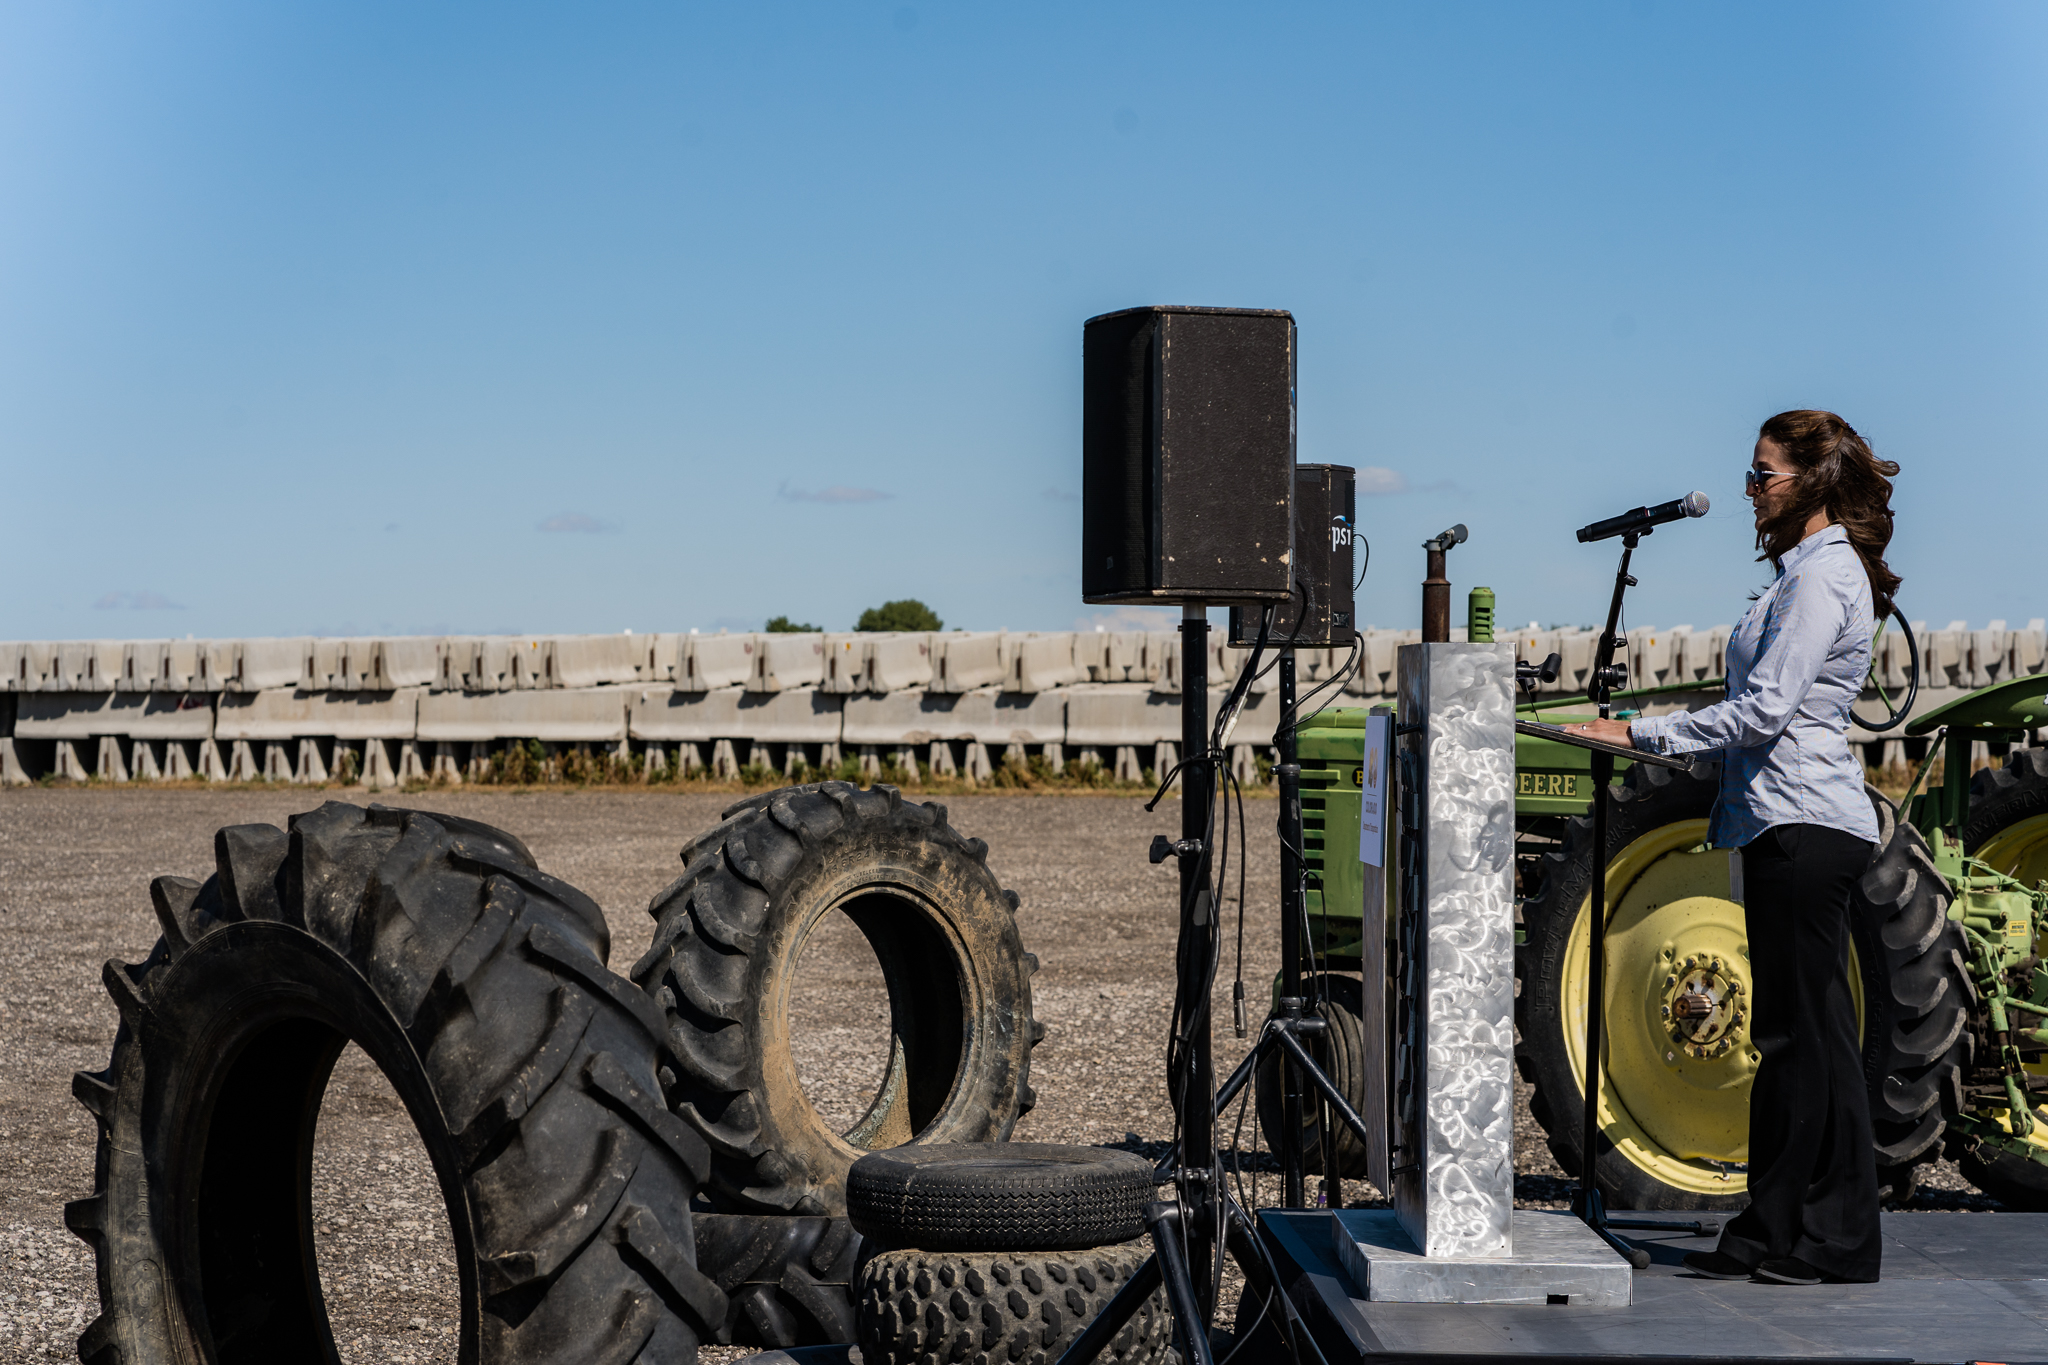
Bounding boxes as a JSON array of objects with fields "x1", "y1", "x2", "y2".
[
  {"x1": 1682, "y1": 1251, "x2": 1752, "y2": 1280},
  {"x1": 1755, "y1": 1256, "x2": 1824, "y2": 1285}
]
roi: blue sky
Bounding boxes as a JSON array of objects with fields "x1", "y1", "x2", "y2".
[{"x1": 3, "y1": 2, "x2": 2043, "y2": 640}]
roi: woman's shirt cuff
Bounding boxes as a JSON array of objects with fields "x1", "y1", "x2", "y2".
[{"x1": 1629, "y1": 714, "x2": 1675, "y2": 755}]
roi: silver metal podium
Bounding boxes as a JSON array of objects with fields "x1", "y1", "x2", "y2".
[{"x1": 1348, "y1": 641, "x2": 1631, "y2": 1304}]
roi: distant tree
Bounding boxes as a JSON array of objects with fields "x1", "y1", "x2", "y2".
[
  {"x1": 765, "y1": 614, "x2": 822, "y2": 633},
  {"x1": 855, "y1": 599, "x2": 943, "y2": 632}
]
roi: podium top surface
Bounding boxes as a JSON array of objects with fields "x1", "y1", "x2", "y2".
[
  {"x1": 1259, "y1": 1207, "x2": 2048, "y2": 1362},
  {"x1": 1514, "y1": 718, "x2": 1693, "y2": 771}
]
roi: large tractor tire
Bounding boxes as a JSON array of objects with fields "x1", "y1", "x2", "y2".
[
  {"x1": 63, "y1": 802, "x2": 723, "y2": 1365},
  {"x1": 1957, "y1": 747, "x2": 2048, "y2": 1208},
  {"x1": 1252, "y1": 973, "x2": 1369, "y2": 1178},
  {"x1": 634, "y1": 783, "x2": 1043, "y2": 1217},
  {"x1": 1517, "y1": 762, "x2": 1972, "y2": 1209}
]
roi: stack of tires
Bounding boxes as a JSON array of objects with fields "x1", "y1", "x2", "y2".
[
  {"x1": 64, "y1": 783, "x2": 1050, "y2": 1365},
  {"x1": 845, "y1": 1144, "x2": 1174, "y2": 1365}
]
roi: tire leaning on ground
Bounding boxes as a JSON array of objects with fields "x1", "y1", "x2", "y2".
[
  {"x1": 845, "y1": 1143, "x2": 1171, "y2": 1365},
  {"x1": 64, "y1": 802, "x2": 724, "y2": 1365},
  {"x1": 1516, "y1": 762, "x2": 1972, "y2": 1209},
  {"x1": 633, "y1": 782, "x2": 1044, "y2": 1216},
  {"x1": 1957, "y1": 747, "x2": 2048, "y2": 1209}
]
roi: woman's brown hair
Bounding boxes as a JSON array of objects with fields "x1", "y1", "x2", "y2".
[{"x1": 1757, "y1": 409, "x2": 1901, "y2": 618}]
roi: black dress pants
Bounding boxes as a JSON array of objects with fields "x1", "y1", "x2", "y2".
[{"x1": 1717, "y1": 822, "x2": 1882, "y2": 1281}]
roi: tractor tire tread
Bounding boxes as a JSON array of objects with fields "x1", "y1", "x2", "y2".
[
  {"x1": 856, "y1": 1241, "x2": 1173, "y2": 1365},
  {"x1": 68, "y1": 802, "x2": 718, "y2": 1364}
]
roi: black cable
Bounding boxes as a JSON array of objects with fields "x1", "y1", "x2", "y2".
[{"x1": 1273, "y1": 632, "x2": 1365, "y2": 741}]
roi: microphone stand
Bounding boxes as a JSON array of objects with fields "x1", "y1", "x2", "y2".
[{"x1": 1572, "y1": 531, "x2": 1711, "y2": 1264}]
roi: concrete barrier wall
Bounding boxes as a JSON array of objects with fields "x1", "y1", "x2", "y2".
[{"x1": 5, "y1": 622, "x2": 2043, "y2": 785}]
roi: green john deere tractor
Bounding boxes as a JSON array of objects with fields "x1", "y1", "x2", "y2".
[{"x1": 1271, "y1": 624, "x2": 2048, "y2": 1211}]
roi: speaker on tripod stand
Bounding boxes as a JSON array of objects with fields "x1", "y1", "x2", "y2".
[{"x1": 1078, "y1": 305, "x2": 1300, "y2": 1350}]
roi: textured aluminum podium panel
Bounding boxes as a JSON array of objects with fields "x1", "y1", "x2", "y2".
[
  {"x1": 1331, "y1": 1208, "x2": 1633, "y2": 1306},
  {"x1": 1391, "y1": 642, "x2": 1516, "y2": 1260}
]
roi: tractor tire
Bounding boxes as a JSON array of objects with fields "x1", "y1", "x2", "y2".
[
  {"x1": 62, "y1": 802, "x2": 723, "y2": 1365},
  {"x1": 1252, "y1": 974, "x2": 1369, "y2": 1178},
  {"x1": 854, "y1": 1241, "x2": 1173, "y2": 1365},
  {"x1": 1955, "y1": 747, "x2": 2048, "y2": 1209},
  {"x1": 634, "y1": 783, "x2": 1043, "y2": 1217},
  {"x1": 695, "y1": 1214, "x2": 862, "y2": 1348},
  {"x1": 845, "y1": 1143, "x2": 1157, "y2": 1253},
  {"x1": 1853, "y1": 790, "x2": 1974, "y2": 1192},
  {"x1": 1517, "y1": 762, "x2": 1971, "y2": 1209}
]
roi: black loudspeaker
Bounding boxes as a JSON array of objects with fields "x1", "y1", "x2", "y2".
[
  {"x1": 1081, "y1": 306, "x2": 1296, "y2": 605},
  {"x1": 1229, "y1": 463, "x2": 1356, "y2": 648}
]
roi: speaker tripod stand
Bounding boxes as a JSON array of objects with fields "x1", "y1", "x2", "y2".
[{"x1": 1060, "y1": 622, "x2": 1363, "y2": 1365}]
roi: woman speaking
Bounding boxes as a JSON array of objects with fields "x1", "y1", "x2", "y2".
[{"x1": 1575, "y1": 409, "x2": 1901, "y2": 1286}]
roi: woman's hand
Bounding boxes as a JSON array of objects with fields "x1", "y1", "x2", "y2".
[{"x1": 1567, "y1": 718, "x2": 1638, "y2": 749}]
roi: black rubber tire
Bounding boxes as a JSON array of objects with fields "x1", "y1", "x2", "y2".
[
  {"x1": 1955, "y1": 746, "x2": 2048, "y2": 1210},
  {"x1": 695, "y1": 1214, "x2": 862, "y2": 1348},
  {"x1": 1850, "y1": 788, "x2": 1974, "y2": 1191},
  {"x1": 1964, "y1": 745, "x2": 2048, "y2": 852},
  {"x1": 1516, "y1": 763, "x2": 1972, "y2": 1209},
  {"x1": 62, "y1": 801, "x2": 723, "y2": 1365},
  {"x1": 855, "y1": 1241, "x2": 1172, "y2": 1365},
  {"x1": 1959, "y1": 1145, "x2": 2048, "y2": 1210},
  {"x1": 634, "y1": 782, "x2": 1043, "y2": 1217},
  {"x1": 1252, "y1": 974, "x2": 1368, "y2": 1178},
  {"x1": 846, "y1": 1143, "x2": 1158, "y2": 1253}
]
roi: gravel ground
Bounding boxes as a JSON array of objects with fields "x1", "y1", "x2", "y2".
[{"x1": 0, "y1": 786, "x2": 2006, "y2": 1364}]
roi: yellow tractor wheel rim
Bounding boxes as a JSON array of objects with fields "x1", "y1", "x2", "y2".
[
  {"x1": 1969, "y1": 811, "x2": 2048, "y2": 1138},
  {"x1": 1562, "y1": 817, "x2": 1864, "y2": 1197}
]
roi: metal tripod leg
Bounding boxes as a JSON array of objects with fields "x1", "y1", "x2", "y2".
[{"x1": 1053, "y1": 1195, "x2": 1328, "y2": 1365}]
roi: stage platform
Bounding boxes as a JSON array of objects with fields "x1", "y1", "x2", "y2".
[{"x1": 1260, "y1": 1207, "x2": 2048, "y2": 1363}]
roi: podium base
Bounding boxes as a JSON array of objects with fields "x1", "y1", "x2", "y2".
[{"x1": 1331, "y1": 1209, "x2": 1633, "y2": 1306}]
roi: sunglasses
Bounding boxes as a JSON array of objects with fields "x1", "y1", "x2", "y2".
[{"x1": 1744, "y1": 468, "x2": 1791, "y2": 494}]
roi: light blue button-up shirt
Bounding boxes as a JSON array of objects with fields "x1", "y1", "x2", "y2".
[{"x1": 1629, "y1": 523, "x2": 1879, "y2": 848}]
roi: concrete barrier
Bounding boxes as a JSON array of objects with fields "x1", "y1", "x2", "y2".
[
  {"x1": 16, "y1": 692, "x2": 215, "y2": 739},
  {"x1": 630, "y1": 687, "x2": 844, "y2": 742},
  {"x1": 362, "y1": 637, "x2": 438, "y2": 691},
  {"x1": 866, "y1": 633, "x2": 932, "y2": 692},
  {"x1": 548, "y1": 634, "x2": 643, "y2": 690},
  {"x1": 932, "y1": 633, "x2": 1004, "y2": 693},
  {"x1": 680, "y1": 633, "x2": 755, "y2": 692},
  {"x1": 217, "y1": 688, "x2": 424, "y2": 741},
  {"x1": 820, "y1": 633, "x2": 867, "y2": 693},
  {"x1": 1004, "y1": 633, "x2": 1087, "y2": 692},
  {"x1": 843, "y1": 687, "x2": 1019, "y2": 743},
  {"x1": 417, "y1": 687, "x2": 625, "y2": 742},
  {"x1": 7, "y1": 622, "x2": 2042, "y2": 782},
  {"x1": 750, "y1": 634, "x2": 826, "y2": 693}
]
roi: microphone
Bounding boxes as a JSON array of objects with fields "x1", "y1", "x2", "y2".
[{"x1": 1576, "y1": 492, "x2": 1710, "y2": 544}]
